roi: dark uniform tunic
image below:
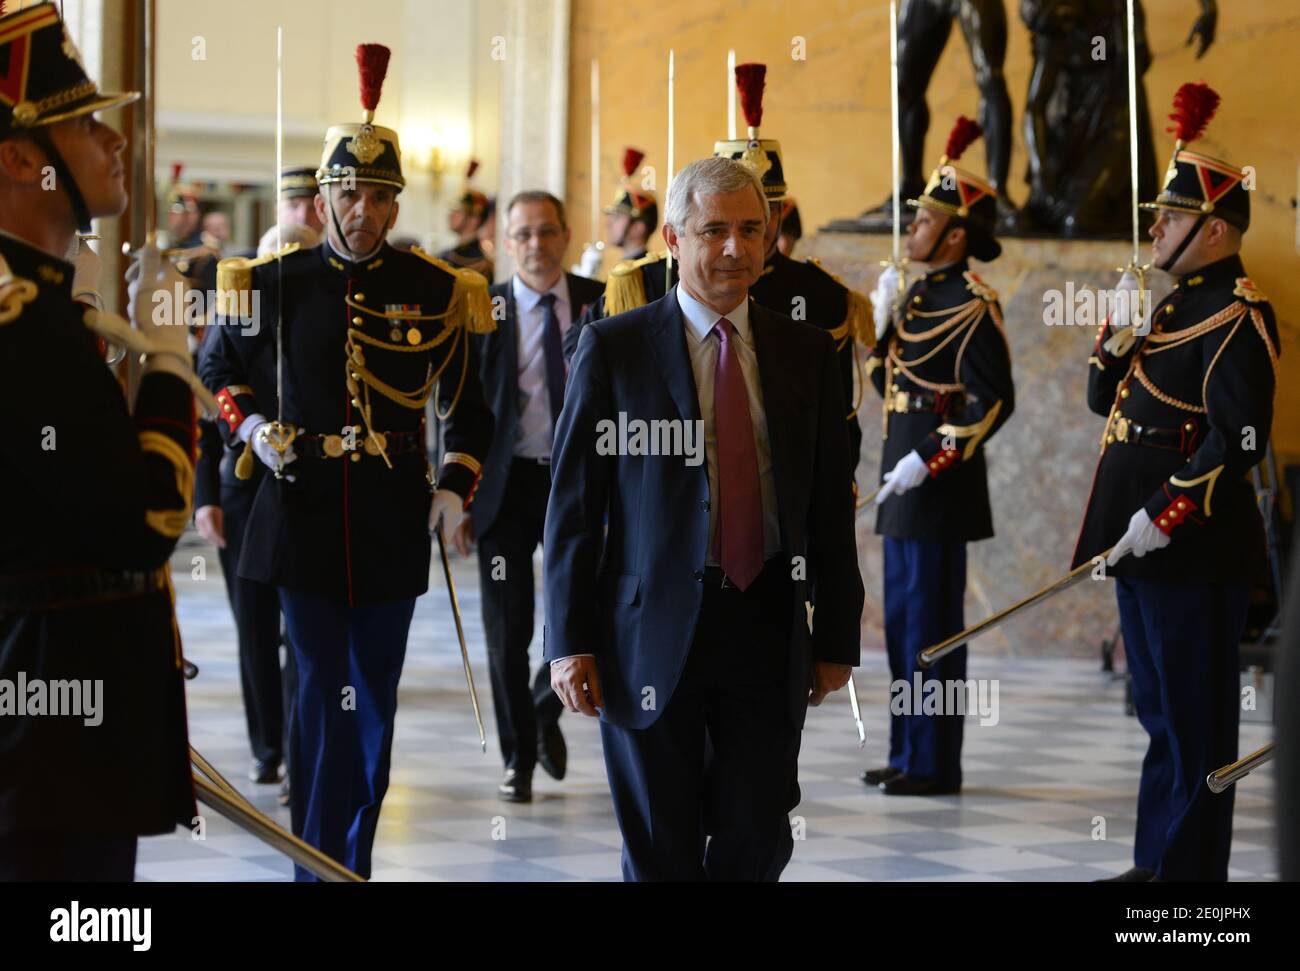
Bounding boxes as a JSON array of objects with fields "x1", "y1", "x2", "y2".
[
  {"x1": 1071, "y1": 252, "x2": 1279, "y2": 881},
  {"x1": 869, "y1": 260, "x2": 1015, "y2": 540},
  {"x1": 200, "y1": 241, "x2": 494, "y2": 606},
  {"x1": 0, "y1": 233, "x2": 196, "y2": 843},
  {"x1": 1072, "y1": 253, "x2": 1278, "y2": 582}
]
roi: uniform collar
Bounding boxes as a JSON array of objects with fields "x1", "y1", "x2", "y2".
[
  {"x1": 675, "y1": 282, "x2": 751, "y2": 345},
  {"x1": 923, "y1": 258, "x2": 967, "y2": 284},
  {"x1": 1176, "y1": 253, "x2": 1245, "y2": 291},
  {"x1": 322, "y1": 237, "x2": 388, "y2": 273},
  {"x1": 512, "y1": 272, "x2": 570, "y2": 314},
  {"x1": 0, "y1": 230, "x2": 74, "y2": 298}
]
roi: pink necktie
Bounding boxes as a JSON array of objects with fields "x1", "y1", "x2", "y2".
[{"x1": 712, "y1": 317, "x2": 764, "y2": 591}]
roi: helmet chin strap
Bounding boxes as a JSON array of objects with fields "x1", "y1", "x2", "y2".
[
  {"x1": 30, "y1": 128, "x2": 92, "y2": 233},
  {"x1": 920, "y1": 212, "x2": 956, "y2": 265},
  {"x1": 1157, "y1": 211, "x2": 1208, "y2": 273},
  {"x1": 325, "y1": 188, "x2": 396, "y2": 264}
]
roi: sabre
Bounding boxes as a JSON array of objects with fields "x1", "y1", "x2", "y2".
[
  {"x1": 262, "y1": 25, "x2": 296, "y2": 476},
  {"x1": 1207, "y1": 742, "x2": 1275, "y2": 793},
  {"x1": 847, "y1": 677, "x2": 866, "y2": 747},
  {"x1": 1120, "y1": 0, "x2": 1149, "y2": 324},
  {"x1": 918, "y1": 547, "x2": 1115, "y2": 668},
  {"x1": 727, "y1": 49, "x2": 737, "y2": 140},
  {"x1": 878, "y1": 1, "x2": 908, "y2": 313},
  {"x1": 436, "y1": 527, "x2": 487, "y2": 752},
  {"x1": 666, "y1": 48, "x2": 675, "y2": 292},
  {"x1": 855, "y1": 483, "x2": 883, "y2": 514},
  {"x1": 589, "y1": 58, "x2": 603, "y2": 259}
]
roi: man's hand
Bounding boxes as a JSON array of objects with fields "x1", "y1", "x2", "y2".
[
  {"x1": 550, "y1": 655, "x2": 603, "y2": 717},
  {"x1": 451, "y1": 515, "x2": 475, "y2": 556},
  {"x1": 874, "y1": 450, "x2": 928, "y2": 504},
  {"x1": 1107, "y1": 508, "x2": 1172, "y2": 566},
  {"x1": 809, "y1": 662, "x2": 853, "y2": 707},
  {"x1": 429, "y1": 488, "x2": 465, "y2": 538},
  {"x1": 195, "y1": 505, "x2": 226, "y2": 549},
  {"x1": 125, "y1": 240, "x2": 190, "y2": 364}
]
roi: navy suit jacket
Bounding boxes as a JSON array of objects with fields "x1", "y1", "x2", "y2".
[
  {"x1": 469, "y1": 272, "x2": 603, "y2": 536},
  {"x1": 543, "y1": 288, "x2": 863, "y2": 730}
]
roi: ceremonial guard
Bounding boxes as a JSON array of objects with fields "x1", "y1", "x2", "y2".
[
  {"x1": 200, "y1": 44, "x2": 494, "y2": 880},
  {"x1": 1, "y1": 1, "x2": 196, "y2": 879},
  {"x1": 602, "y1": 147, "x2": 658, "y2": 262},
  {"x1": 1074, "y1": 85, "x2": 1278, "y2": 882},
  {"x1": 438, "y1": 159, "x2": 494, "y2": 278},
  {"x1": 861, "y1": 118, "x2": 1015, "y2": 796}
]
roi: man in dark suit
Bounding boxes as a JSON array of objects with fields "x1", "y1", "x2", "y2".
[
  {"x1": 544, "y1": 157, "x2": 863, "y2": 881},
  {"x1": 452, "y1": 191, "x2": 603, "y2": 802}
]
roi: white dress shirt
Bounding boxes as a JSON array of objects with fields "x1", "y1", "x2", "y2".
[
  {"x1": 512, "y1": 273, "x2": 572, "y2": 459},
  {"x1": 675, "y1": 283, "x2": 781, "y2": 565}
]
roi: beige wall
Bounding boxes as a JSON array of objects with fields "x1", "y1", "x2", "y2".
[
  {"x1": 153, "y1": 0, "x2": 505, "y2": 251},
  {"x1": 567, "y1": 0, "x2": 1300, "y2": 467}
]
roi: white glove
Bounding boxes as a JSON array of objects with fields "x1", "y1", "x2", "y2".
[
  {"x1": 874, "y1": 450, "x2": 929, "y2": 504},
  {"x1": 68, "y1": 237, "x2": 104, "y2": 312},
  {"x1": 1104, "y1": 269, "x2": 1146, "y2": 354},
  {"x1": 241, "y1": 415, "x2": 298, "y2": 475},
  {"x1": 429, "y1": 488, "x2": 465, "y2": 537},
  {"x1": 1107, "y1": 508, "x2": 1171, "y2": 566},
  {"x1": 125, "y1": 240, "x2": 190, "y2": 363},
  {"x1": 870, "y1": 264, "x2": 903, "y2": 342},
  {"x1": 576, "y1": 242, "x2": 604, "y2": 279}
]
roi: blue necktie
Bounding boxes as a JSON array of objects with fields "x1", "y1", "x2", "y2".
[{"x1": 539, "y1": 292, "x2": 565, "y2": 424}]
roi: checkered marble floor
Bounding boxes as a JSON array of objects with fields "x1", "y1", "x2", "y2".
[{"x1": 149, "y1": 531, "x2": 1279, "y2": 882}]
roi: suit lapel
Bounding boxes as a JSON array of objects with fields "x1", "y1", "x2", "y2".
[
  {"x1": 750, "y1": 302, "x2": 794, "y2": 549},
  {"x1": 644, "y1": 288, "x2": 702, "y2": 424}
]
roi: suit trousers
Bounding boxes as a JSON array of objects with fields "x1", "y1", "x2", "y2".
[
  {"x1": 1116, "y1": 577, "x2": 1247, "y2": 881},
  {"x1": 883, "y1": 537, "x2": 967, "y2": 788},
  {"x1": 476, "y1": 457, "x2": 563, "y2": 775},
  {"x1": 599, "y1": 558, "x2": 802, "y2": 881},
  {"x1": 279, "y1": 588, "x2": 415, "y2": 881}
]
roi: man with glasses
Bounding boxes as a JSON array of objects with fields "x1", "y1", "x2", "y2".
[{"x1": 452, "y1": 191, "x2": 602, "y2": 802}]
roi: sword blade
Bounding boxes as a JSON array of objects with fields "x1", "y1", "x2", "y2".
[
  {"x1": 889, "y1": 0, "x2": 901, "y2": 263},
  {"x1": 918, "y1": 548, "x2": 1114, "y2": 668},
  {"x1": 1125, "y1": 0, "x2": 1141, "y2": 267},
  {"x1": 437, "y1": 528, "x2": 487, "y2": 752},
  {"x1": 847, "y1": 676, "x2": 866, "y2": 747}
]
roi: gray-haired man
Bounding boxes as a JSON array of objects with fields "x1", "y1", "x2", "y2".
[{"x1": 543, "y1": 157, "x2": 864, "y2": 881}]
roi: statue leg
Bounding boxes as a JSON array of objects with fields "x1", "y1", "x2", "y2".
[
  {"x1": 897, "y1": 0, "x2": 955, "y2": 198},
  {"x1": 957, "y1": 0, "x2": 1012, "y2": 206}
]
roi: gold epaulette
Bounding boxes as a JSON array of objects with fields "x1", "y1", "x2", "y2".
[
  {"x1": 605, "y1": 251, "x2": 666, "y2": 317},
  {"x1": 963, "y1": 270, "x2": 998, "y2": 302},
  {"x1": 410, "y1": 246, "x2": 496, "y2": 334},
  {"x1": 215, "y1": 243, "x2": 300, "y2": 316},
  {"x1": 1233, "y1": 277, "x2": 1267, "y2": 304},
  {"x1": 806, "y1": 257, "x2": 873, "y2": 346}
]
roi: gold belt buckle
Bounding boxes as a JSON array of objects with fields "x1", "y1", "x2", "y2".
[
  {"x1": 1113, "y1": 416, "x2": 1130, "y2": 443},
  {"x1": 364, "y1": 431, "x2": 387, "y2": 456},
  {"x1": 892, "y1": 390, "x2": 909, "y2": 413},
  {"x1": 322, "y1": 434, "x2": 345, "y2": 458}
]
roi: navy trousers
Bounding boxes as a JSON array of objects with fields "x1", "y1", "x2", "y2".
[
  {"x1": 599, "y1": 561, "x2": 802, "y2": 881},
  {"x1": 883, "y1": 537, "x2": 967, "y2": 788},
  {"x1": 1116, "y1": 577, "x2": 1247, "y2": 881},
  {"x1": 279, "y1": 588, "x2": 415, "y2": 881}
]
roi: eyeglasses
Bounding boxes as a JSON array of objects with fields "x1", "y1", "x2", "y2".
[{"x1": 508, "y1": 226, "x2": 564, "y2": 243}]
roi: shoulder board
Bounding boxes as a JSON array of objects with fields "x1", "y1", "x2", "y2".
[
  {"x1": 410, "y1": 246, "x2": 496, "y2": 334},
  {"x1": 963, "y1": 270, "x2": 998, "y2": 303},
  {"x1": 1233, "y1": 277, "x2": 1267, "y2": 304},
  {"x1": 611, "y1": 250, "x2": 668, "y2": 278},
  {"x1": 0, "y1": 255, "x2": 39, "y2": 327}
]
